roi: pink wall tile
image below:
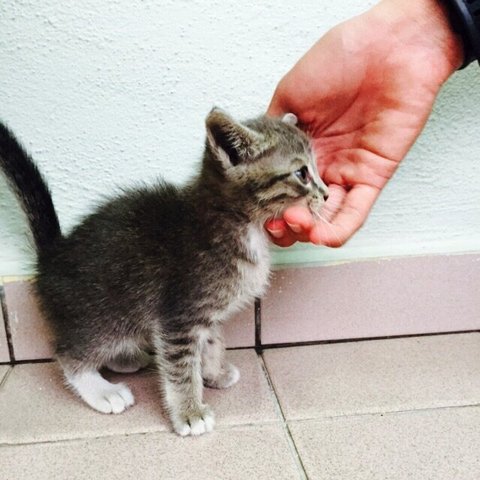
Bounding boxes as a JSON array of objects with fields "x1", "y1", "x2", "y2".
[
  {"x1": 262, "y1": 254, "x2": 480, "y2": 345},
  {"x1": 3, "y1": 279, "x2": 255, "y2": 362},
  {"x1": 5, "y1": 254, "x2": 479, "y2": 358},
  {"x1": 0, "y1": 300, "x2": 11, "y2": 363},
  {"x1": 3, "y1": 281, "x2": 55, "y2": 361}
]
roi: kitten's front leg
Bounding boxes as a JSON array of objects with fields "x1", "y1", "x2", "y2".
[
  {"x1": 202, "y1": 326, "x2": 240, "y2": 389},
  {"x1": 156, "y1": 329, "x2": 215, "y2": 436}
]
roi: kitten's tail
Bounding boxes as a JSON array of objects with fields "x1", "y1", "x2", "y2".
[{"x1": 0, "y1": 122, "x2": 61, "y2": 253}]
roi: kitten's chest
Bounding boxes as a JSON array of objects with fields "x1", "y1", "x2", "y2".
[
  {"x1": 201, "y1": 224, "x2": 271, "y2": 323},
  {"x1": 238, "y1": 226, "x2": 270, "y2": 286},
  {"x1": 233, "y1": 225, "x2": 271, "y2": 303}
]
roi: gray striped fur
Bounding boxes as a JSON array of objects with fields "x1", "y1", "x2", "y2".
[{"x1": 0, "y1": 109, "x2": 328, "y2": 436}]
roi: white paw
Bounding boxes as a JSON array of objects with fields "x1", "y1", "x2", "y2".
[
  {"x1": 222, "y1": 363, "x2": 240, "y2": 388},
  {"x1": 173, "y1": 406, "x2": 215, "y2": 437},
  {"x1": 85, "y1": 383, "x2": 135, "y2": 414},
  {"x1": 204, "y1": 363, "x2": 240, "y2": 389},
  {"x1": 67, "y1": 370, "x2": 135, "y2": 414}
]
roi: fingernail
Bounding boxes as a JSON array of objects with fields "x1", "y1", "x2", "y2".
[
  {"x1": 267, "y1": 228, "x2": 284, "y2": 239},
  {"x1": 286, "y1": 222, "x2": 301, "y2": 233}
]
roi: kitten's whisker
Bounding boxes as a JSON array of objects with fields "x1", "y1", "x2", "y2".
[{"x1": 318, "y1": 201, "x2": 342, "y2": 223}]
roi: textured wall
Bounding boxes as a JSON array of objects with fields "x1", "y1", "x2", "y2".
[{"x1": 0, "y1": 0, "x2": 479, "y2": 275}]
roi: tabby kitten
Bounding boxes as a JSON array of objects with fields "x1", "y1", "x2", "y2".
[{"x1": 0, "y1": 109, "x2": 328, "y2": 436}]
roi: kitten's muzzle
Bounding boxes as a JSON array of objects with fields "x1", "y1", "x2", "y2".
[
  {"x1": 314, "y1": 177, "x2": 329, "y2": 203},
  {"x1": 318, "y1": 184, "x2": 329, "y2": 202}
]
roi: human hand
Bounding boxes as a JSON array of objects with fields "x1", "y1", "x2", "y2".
[{"x1": 267, "y1": 0, "x2": 463, "y2": 247}]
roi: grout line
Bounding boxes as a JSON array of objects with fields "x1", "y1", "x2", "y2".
[
  {"x1": 260, "y1": 329, "x2": 480, "y2": 350},
  {"x1": 5, "y1": 328, "x2": 480, "y2": 366},
  {"x1": 286, "y1": 402, "x2": 480, "y2": 425},
  {"x1": 2, "y1": 328, "x2": 480, "y2": 367},
  {"x1": 258, "y1": 353, "x2": 309, "y2": 480},
  {"x1": 2, "y1": 329, "x2": 480, "y2": 367},
  {"x1": 0, "y1": 420, "x2": 281, "y2": 448},
  {"x1": 0, "y1": 285, "x2": 16, "y2": 363},
  {"x1": 254, "y1": 298, "x2": 262, "y2": 354},
  {"x1": 0, "y1": 431, "x2": 170, "y2": 449},
  {"x1": 226, "y1": 345, "x2": 256, "y2": 351},
  {"x1": 11, "y1": 358, "x2": 55, "y2": 365},
  {"x1": 4, "y1": 403, "x2": 480, "y2": 449}
]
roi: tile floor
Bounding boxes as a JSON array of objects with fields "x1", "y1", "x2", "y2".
[{"x1": 1, "y1": 333, "x2": 480, "y2": 479}]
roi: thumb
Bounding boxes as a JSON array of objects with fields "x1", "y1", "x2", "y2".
[
  {"x1": 266, "y1": 84, "x2": 289, "y2": 117},
  {"x1": 310, "y1": 184, "x2": 379, "y2": 247}
]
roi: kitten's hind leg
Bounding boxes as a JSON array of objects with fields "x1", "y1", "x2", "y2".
[
  {"x1": 202, "y1": 327, "x2": 240, "y2": 389},
  {"x1": 60, "y1": 358, "x2": 135, "y2": 414},
  {"x1": 106, "y1": 350, "x2": 153, "y2": 373}
]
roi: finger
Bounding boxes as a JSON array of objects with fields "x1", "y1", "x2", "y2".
[
  {"x1": 265, "y1": 213, "x2": 311, "y2": 247},
  {"x1": 266, "y1": 83, "x2": 289, "y2": 117},
  {"x1": 265, "y1": 220, "x2": 299, "y2": 247},
  {"x1": 268, "y1": 232, "x2": 298, "y2": 247},
  {"x1": 265, "y1": 218, "x2": 288, "y2": 239},
  {"x1": 283, "y1": 205, "x2": 314, "y2": 233},
  {"x1": 266, "y1": 100, "x2": 285, "y2": 117},
  {"x1": 310, "y1": 185, "x2": 379, "y2": 247}
]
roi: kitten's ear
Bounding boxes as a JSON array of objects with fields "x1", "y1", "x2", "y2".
[
  {"x1": 206, "y1": 108, "x2": 264, "y2": 168},
  {"x1": 282, "y1": 113, "x2": 298, "y2": 126}
]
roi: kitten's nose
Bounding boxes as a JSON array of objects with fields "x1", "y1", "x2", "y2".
[
  {"x1": 321, "y1": 185, "x2": 329, "y2": 202},
  {"x1": 315, "y1": 178, "x2": 329, "y2": 202}
]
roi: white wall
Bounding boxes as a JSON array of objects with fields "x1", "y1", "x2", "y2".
[{"x1": 0, "y1": 0, "x2": 479, "y2": 275}]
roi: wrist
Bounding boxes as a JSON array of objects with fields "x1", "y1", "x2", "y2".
[{"x1": 372, "y1": 0, "x2": 464, "y2": 74}]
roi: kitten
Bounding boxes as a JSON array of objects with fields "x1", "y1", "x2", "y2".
[{"x1": 0, "y1": 109, "x2": 328, "y2": 436}]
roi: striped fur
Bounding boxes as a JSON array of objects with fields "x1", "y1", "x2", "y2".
[{"x1": 0, "y1": 109, "x2": 327, "y2": 436}]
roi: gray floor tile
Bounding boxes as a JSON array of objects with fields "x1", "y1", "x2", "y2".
[
  {"x1": 0, "y1": 361, "x2": 168, "y2": 443},
  {"x1": 264, "y1": 333, "x2": 480, "y2": 420},
  {"x1": 0, "y1": 424, "x2": 301, "y2": 480},
  {"x1": 289, "y1": 407, "x2": 480, "y2": 480},
  {"x1": 0, "y1": 350, "x2": 277, "y2": 444}
]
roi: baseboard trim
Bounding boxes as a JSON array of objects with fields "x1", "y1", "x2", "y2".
[{"x1": 1, "y1": 253, "x2": 480, "y2": 363}]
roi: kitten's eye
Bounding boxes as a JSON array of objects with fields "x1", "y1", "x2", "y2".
[{"x1": 294, "y1": 166, "x2": 311, "y2": 185}]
